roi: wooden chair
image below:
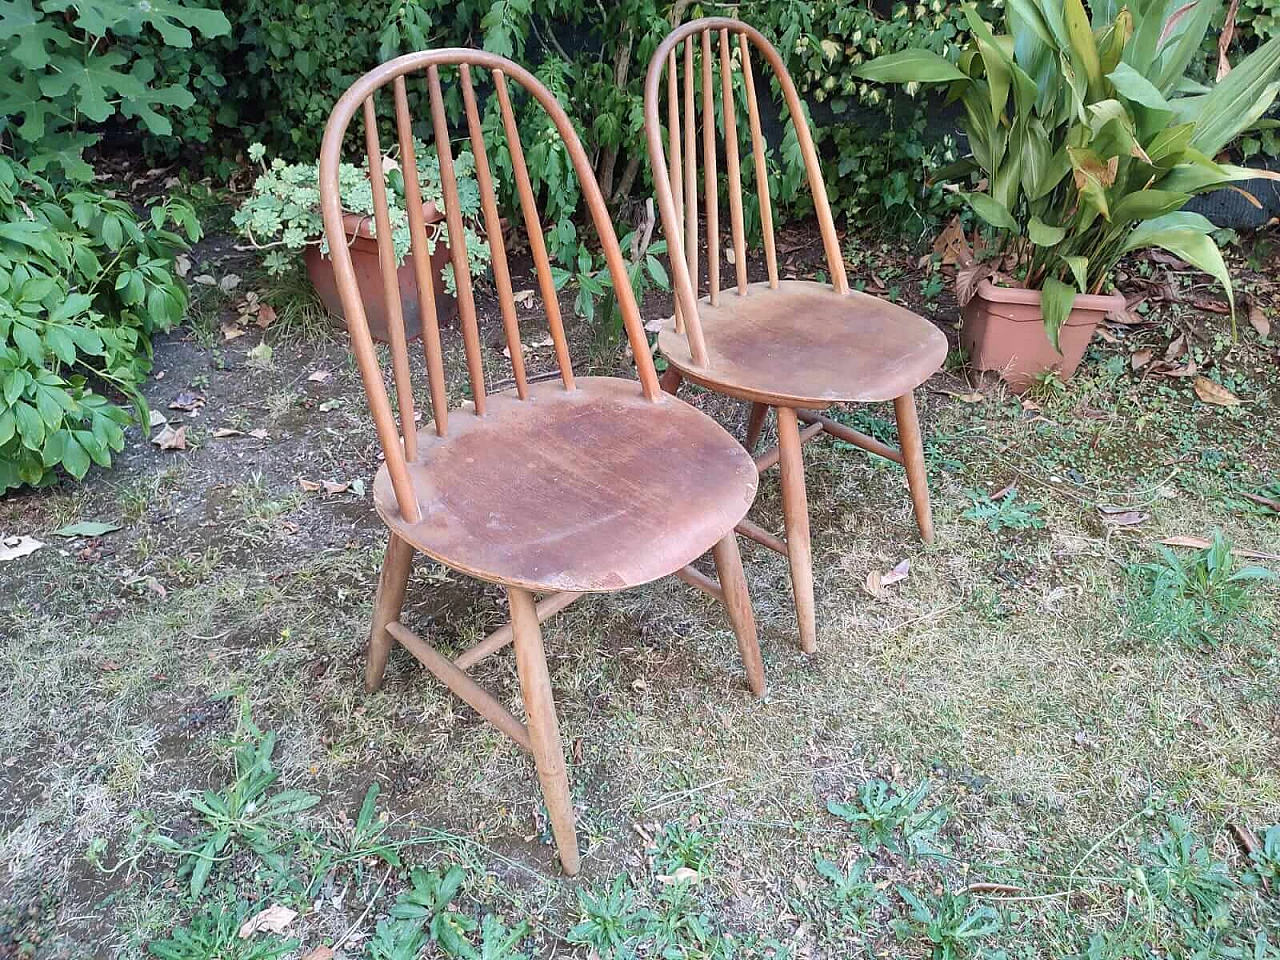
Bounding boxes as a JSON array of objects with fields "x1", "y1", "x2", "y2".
[
  {"x1": 642, "y1": 19, "x2": 949, "y2": 654},
  {"x1": 319, "y1": 50, "x2": 765, "y2": 876}
]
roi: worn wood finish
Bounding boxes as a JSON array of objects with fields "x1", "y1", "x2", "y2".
[
  {"x1": 642, "y1": 19, "x2": 947, "y2": 650},
  {"x1": 895, "y1": 393, "x2": 935, "y2": 544},
  {"x1": 509, "y1": 587, "x2": 580, "y2": 875},
  {"x1": 776, "y1": 406, "x2": 816, "y2": 654},
  {"x1": 657, "y1": 281, "x2": 947, "y2": 407},
  {"x1": 321, "y1": 51, "x2": 766, "y2": 876},
  {"x1": 372, "y1": 378, "x2": 757, "y2": 593},
  {"x1": 367, "y1": 533, "x2": 415, "y2": 692},
  {"x1": 744, "y1": 402, "x2": 769, "y2": 453}
]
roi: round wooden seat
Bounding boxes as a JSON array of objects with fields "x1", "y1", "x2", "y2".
[
  {"x1": 373, "y1": 377, "x2": 759, "y2": 593},
  {"x1": 657, "y1": 280, "x2": 949, "y2": 406}
]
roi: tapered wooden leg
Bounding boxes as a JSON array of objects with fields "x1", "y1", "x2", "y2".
[
  {"x1": 367, "y1": 534, "x2": 415, "y2": 692},
  {"x1": 776, "y1": 406, "x2": 816, "y2": 654},
  {"x1": 744, "y1": 402, "x2": 769, "y2": 453},
  {"x1": 894, "y1": 391, "x2": 934, "y2": 544},
  {"x1": 660, "y1": 367, "x2": 683, "y2": 395},
  {"x1": 712, "y1": 533, "x2": 765, "y2": 697},
  {"x1": 508, "y1": 586, "x2": 580, "y2": 876}
]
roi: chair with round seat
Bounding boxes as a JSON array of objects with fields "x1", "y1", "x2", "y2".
[
  {"x1": 643, "y1": 18, "x2": 949, "y2": 654},
  {"x1": 321, "y1": 49, "x2": 764, "y2": 877}
]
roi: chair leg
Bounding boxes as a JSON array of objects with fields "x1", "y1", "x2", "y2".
[
  {"x1": 660, "y1": 367, "x2": 683, "y2": 395},
  {"x1": 894, "y1": 391, "x2": 935, "y2": 544},
  {"x1": 744, "y1": 402, "x2": 769, "y2": 453},
  {"x1": 776, "y1": 406, "x2": 817, "y2": 654},
  {"x1": 508, "y1": 586, "x2": 580, "y2": 876},
  {"x1": 711, "y1": 532, "x2": 766, "y2": 698},
  {"x1": 367, "y1": 533, "x2": 415, "y2": 693}
]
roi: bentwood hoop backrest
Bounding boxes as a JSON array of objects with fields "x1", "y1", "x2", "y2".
[
  {"x1": 643, "y1": 19, "x2": 850, "y2": 366},
  {"x1": 320, "y1": 50, "x2": 660, "y2": 523}
]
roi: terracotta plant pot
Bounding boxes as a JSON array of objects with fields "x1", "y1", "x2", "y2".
[
  {"x1": 304, "y1": 203, "x2": 456, "y2": 343},
  {"x1": 961, "y1": 280, "x2": 1126, "y2": 391}
]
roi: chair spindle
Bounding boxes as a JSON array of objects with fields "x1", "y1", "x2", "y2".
[
  {"x1": 719, "y1": 29, "x2": 748, "y2": 295},
  {"x1": 363, "y1": 94, "x2": 419, "y2": 459},
  {"x1": 666, "y1": 48, "x2": 684, "y2": 333},
  {"x1": 700, "y1": 29, "x2": 719, "y2": 306},
  {"x1": 739, "y1": 33, "x2": 778, "y2": 288}
]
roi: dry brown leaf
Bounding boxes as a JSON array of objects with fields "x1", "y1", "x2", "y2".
[
  {"x1": 169, "y1": 390, "x2": 204, "y2": 412},
  {"x1": 939, "y1": 388, "x2": 985, "y2": 403},
  {"x1": 301, "y1": 949, "x2": 334, "y2": 960},
  {"x1": 1193, "y1": 376, "x2": 1242, "y2": 407},
  {"x1": 656, "y1": 867, "x2": 701, "y2": 885},
  {"x1": 1130, "y1": 349, "x2": 1153, "y2": 371},
  {"x1": 248, "y1": 428, "x2": 270, "y2": 440},
  {"x1": 148, "y1": 409, "x2": 168, "y2": 428},
  {"x1": 954, "y1": 262, "x2": 995, "y2": 307},
  {"x1": 238, "y1": 905, "x2": 297, "y2": 939},
  {"x1": 321, "y1": 480, "x2": 350, "y2": 494},
  {"x1": 298, "y1": 478, "x2": 322, "y2": 492},
  {"x1": 933, "y1": 215, "x2": 973, "y2": 267},
  {"x1": 1243, "y1": 492, "x2": 1280, "y2": 513},
  {"x1": 1218, "y1": 0, "x2": 1240, "y2": 80},
  {"x1": 1249, "y1": 302, "x2": 1270, "y2": 338},
  {"x1": 1165, "y1": 334, "x2": 1186, "y2": 361},
  {"x1": 513, "y1": 288, "x2": 536, "y2": 308},
  {"x1": 0, "y1": 536, "x2": 44, "y2": 562},
  {"x1": 307, "y1": 369, "x2": 333, "y2": 383},
  {"x1": 864, "y1": 559, "x2": 910, "y2": 599},
  {"x1": 221, "y1": 321, "x2": 246, "y2": 341},
  {"x1": 1160, "y1": 536, "x2": 1280, "y2": 561},
  {"x1": 1193, "y1": 297, "x2": 1230, "y2": 314},
  {"x1": 151, "y1": 424, "x2": 187, "y2": 450},
  {"x1": 1097, "y1": 505, "x2": 1149, "y2": 527},
  {"x1": 254, "y1": 304, "x2": 278, "y2": 329}
]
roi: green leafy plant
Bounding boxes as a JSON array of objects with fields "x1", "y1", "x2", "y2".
[
  {"x1": 148, "y1": 898, "x2": 297, "y2": 960},
  {"x1": 374, "y1": 865, "x2": 529, "y2": 960},
  {"x1": 1243, "y1": 825, "x2": 1280, "y2": 889},
  {"x1": 962, "y1": 489, "x2": 1046, "y2": 533},
  {"x1": 1129, "y1": 531, "x2": 1276, "y2": 646},
  {"x1": 858, "y1": 0, "x2": 1280, "y2": 345},
  {"x1": 568, "y1": 875, "x2": 642, "y2": 955},
  {"x1": 1143, "y1": 815, "x2": 1237, "y2": 927},
  {"x1": 827, "y1": 779, "x2": 948, "y2": 857},
  {"x1": 151, "y1": 706, "x2": 320, "y2": 898},
  {"x1": 894, "y1": 888, "x2": 1002, "y2": 960},
  {"x1": 232, "y1": 144, "x2": 491, "y2": 295},
  {"x1": 0, "y1": 0, "x2": 230, "y2": 180},
  {"x1": 0, "y1": 155, "x2": 200, "y2": 491}
]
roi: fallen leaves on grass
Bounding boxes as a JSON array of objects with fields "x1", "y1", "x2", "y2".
[
  {"x1": 656, "y1": 867, "x2": 701, "y2": 885},
  {"x1": 1242, "y1": 492, "x2": 1280, "y2": 514},
  {"x1": 212, "y1": 427, "x2": 244, "y2": 438},
  {"x1": 221, "y1": 321, "x2": 247, "y2": 341},
  {"x1": 1159, "y1": 536, "x2": 1280, "y2": 561},
  {"x1": 238, "y1": 905, "x2": 296, "y2": 938},
  {"x1": 0, "y1": 536, "x2": 44, "y2": 562},
  {"x1": 148, "y1": 409, "x2": 168, "y2": 428},
  {"x1": 1249, "y1": 302, "x2": 1270, "y2": 339},
  {"x1": 1097, "y1": 505, "x2": 1148, "y2": 527},
  {"x1": 298, "y1": 478, "x2": 363, "y2": 495},
  {"x1": 865, "y1": 559, "x2": 910, "y2": 598},
  {"x1": 169, "y1": 390, "x2": 205, "y2": 412},
  {"x1": 51, "y1": 521, "x2": 121, "y2": 537},
  {"x1": 151, "y1": 424, "x2": 187, "y2": 450},
  {"x1": 307, "y1": 370, "x2": 332, "y2": 383},
  {"x1": 1192, "y1": 377, "x2": 1242, "y2": 407},
  {"x1": 1130, "y1": 349, "x2": 1153, "y2": 371},
  {"x1": 300, "y1": 949, "x2": 334, "y2": 960},
  {"x1": 938, "y1": 388, "x2": 985, "y2": 403}
]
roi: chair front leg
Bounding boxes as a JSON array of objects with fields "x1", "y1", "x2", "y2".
[
  {"x1": 744, "y1": 402, "x2": 769, "y2": 453},
  {"x1": 893, "y1": 391, "x2": 934, "y2": 544},
  {"x1": 367, "y1": 534, "x2": 415, "y2": 692},
  {"x1": 508, "y1": 586, "x2": 580, "y2": 876},
  {"x1": 711, "y1": 532, "x2": 766, "y2": 698},
  {"x1": 776, "y1": 406, "x2": 817, "y2": 654}
]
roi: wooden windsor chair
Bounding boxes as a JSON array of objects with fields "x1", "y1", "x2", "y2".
[
  {"x1": 642, "y1": 19, "x2": 950, "y2": 655},
  {"x1": 320, "y1": 49, "x2": 765, "y2": 877}
]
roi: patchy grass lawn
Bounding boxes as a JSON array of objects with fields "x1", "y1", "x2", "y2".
[{"x1": 1, "y1": 223, "x2": 1279, "y2": 959}]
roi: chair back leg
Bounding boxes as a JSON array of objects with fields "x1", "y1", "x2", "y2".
[
  {"x1": 776, "y1": 406, "x2": 816, "y2": 654},
  {"x1": 712, "y1": 533, "x2": 766, "y2": 697},
  {"x1": 509, "y1": 586, "x2": 581, "y2": 875},
  {"x1": 744, "y1": 402, "x2": 769, "y2": 452},
  {"x1": 367, "y1": 534, "x2": 415, "y2": 692},
  {"x1": 894, "y1": 392, "x2": 935, "y2": 544}
]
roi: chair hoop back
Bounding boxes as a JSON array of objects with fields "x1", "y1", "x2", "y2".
[
  {"x1": 320, "y1": 50, "x2": 660, "y2": 523},
  {"x1": 643, "y1": 18, "x2": 849, "y2": 367}
]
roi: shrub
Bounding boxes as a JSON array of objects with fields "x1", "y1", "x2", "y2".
[{"x1": 0, "y1": 156, "x2": 201, "y2": 491}]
